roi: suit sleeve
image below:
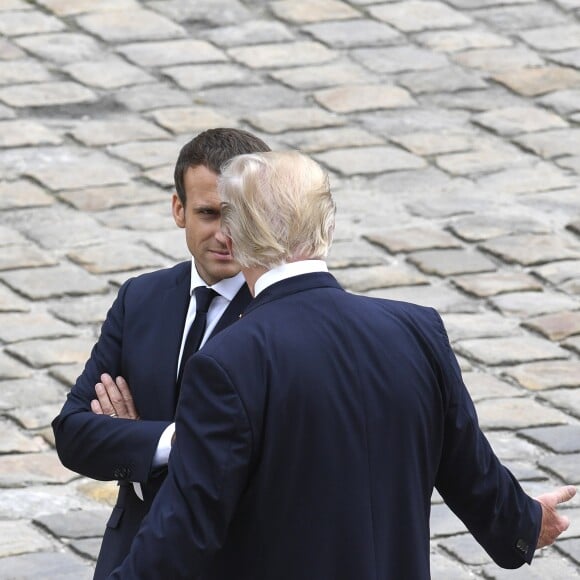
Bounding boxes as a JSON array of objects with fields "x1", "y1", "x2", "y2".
[
  {"x1": 431, "y1": 309, "x2": 542, "y2": 568},
  {"x1": 52, "y1": 278, "x2": 170, "y2": 483},
  {"x1": 109, "y1": 352, "x2": 253, "y2": 579}
]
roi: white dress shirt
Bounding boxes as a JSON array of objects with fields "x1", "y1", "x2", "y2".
[{"x1": 254, "y1": 260, "x2": 328, "y2": 296}]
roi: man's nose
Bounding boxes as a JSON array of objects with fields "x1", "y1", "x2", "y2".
[{"x1": 215, "y1": 229, "x2": 228, "y2": 244}]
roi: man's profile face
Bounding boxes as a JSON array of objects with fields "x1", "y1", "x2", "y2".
[{"x1": 172, "y1": 165, "x2": 240, "y2": 285}]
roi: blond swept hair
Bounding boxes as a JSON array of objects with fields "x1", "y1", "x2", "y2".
[{"x1": 219, "y1": 151, "x2": 336, "y2": 269}]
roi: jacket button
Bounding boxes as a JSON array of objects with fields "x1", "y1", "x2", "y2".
[{"x1": 515, "y1": 539, "x2": 528, "y2": 553}]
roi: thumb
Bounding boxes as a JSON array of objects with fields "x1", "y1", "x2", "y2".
[{"x1": 537, "y1": 485, "x2": 576, "y2": 508}]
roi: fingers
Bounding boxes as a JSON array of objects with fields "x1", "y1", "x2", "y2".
[
  {"x1": 535, "y1": 486, "x2": 576, "y2": 549},
  {"x1": 91, "y1": 399, "x2": 103, "y2": 414},
  {"x1": 114, "y1": 375, "x2": 140, "y2": 420},
  {"x1": 93, "y1": 374, "x2": 140, "y2": 420},
  {"x1": 537, "y1": 485, "x2": 577, "y2": 509}
]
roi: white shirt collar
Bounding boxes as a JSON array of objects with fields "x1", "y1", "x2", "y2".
[
  {"x1": 254, "y1": 260, "x2": 328, "y2": 297},
  {"x1": 189, "y1": 258, "x2": 245, "y2": 301}
]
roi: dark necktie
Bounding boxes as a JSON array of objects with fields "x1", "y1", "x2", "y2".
[{"x1": 177, "y1": 286, "x2": 218, "y2": 387}]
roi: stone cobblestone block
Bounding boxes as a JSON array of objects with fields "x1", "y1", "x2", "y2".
[
  {"x1": 0, "y1": 452, "x2": 78, "y2": 486},
  {"x1": 15, "y1": 33, "x2": 101, "y2": 64},
  {"x1": 481, "y1": 233, "x2": 580, "y2": 266},
  {"x1": 462, "y1": 371, "x2": 523, "y2": 402},
  {"x1": 76, "y1": 480, "x2": 118, "y2": 507},
  {"x1": 118, "y1": 39, "x2": 226, "y2": 67},
  {"x1": 391, "y1": 131, "x2": 477, "y2": 156},
  {"x1": 36, "y1": 0, "x2": 139, "y2": 14},
  {"x1": 540, "y1": 453, "x2": 580, "y2": 484},
  {"x1": 430, "y1": 503, "x2": 468, "y2": 537},
  {"x1": 315, "y1": 84, "x2": 416, "y2": 113},
  {"x1": 94, "y1": 204, "x2": 175, "y2": 232},
  {"x1": 0, "y1": 312, "x2": 76, "y2": 343},
  {"x1": 143, "y1": 230, "x2": 189, "y2": 262},
  {"x1": 486, "y1": 431, "x2": 540, "y2": 463},
  {"x1": 472, "y1": 4, "x2": 568, "y2": 32},
  {"x1": 0, "y1": 60, "x2": 52, "y2": 85},
  {"x1": 0, "y1": 9, "x2": 64, "y2": 36},
  {"x1": 0, "y1": 520, "x2": 53, "y2": 558},
  {"x1": 34, "y1": 509, "x2": 109, "y2": 539},
  {"x1": 6, "y1": 336, "x2": 95, "y2": 369},
  {"x1": 203, "y1": 20, "x2": 294, "y2": 48},
  {"x1": 107, "y1": 140, "x2": 179, "y2": 170},
  {"x1": 429, "y1": 551, "x2": 477, "y2": 579},
  {"x1": 0, "y1": 82, "x2": 97, "y2": 108},
  {"x1": 0, "y1": 226, "x2": 28, "y2": 246},
  {"x1": 270, "y1": 0, "x2": 359, "y2": 23},
  {"x1": 70, "y1": 538, "x2": 101, "y2": 560},
  {"x1": 538, "y1": 89, "x2": 580, "y2": 116},
  {"x1": 114, "y1": 84, "x2": 190, "y2": 112},
  {"x1": 271, "y1": 61, "x2": 370, "y2": 90},
  {"x1": 369, "y1": 1, "x2": 472, "y2": 32},
  {"x1": 49, "y1": 295, "x2": 111, "y2": 327},
  {"x1": 505, "y1": 360, "x2": 580, "y2": 391},
  {"x1": 556, "y1": 156, "x2": 580, "y2": 173},
  {"x1": 452, "y1": 271, "x2": 542, "y2": 297},
  {"x1": 539, "y1": 388, "x2": 580, "y2": 420},
  {"x1": 456, "y1": 335, "x2": 569, "y2": 366},
  {"x1": 515, "y1": 128, "x2": 580, "y2": 158},
  {"x1": 423, "y1": 87, "x2": 526, "y2": 112},
  {"x1": 8, "y1": 403, "x2": 62, "y2": 429},
  {"x1": 520, "y1": 25, "x2": 580, "y2": 52},
  {"x1": 246, "y1": 107, "x2": 344, "y2": 134},
  {"x1": 0, "y1": 420, "x2": 46, "y2": 454},
  {"x1": 280, "y1": 126, "x2": 384, "y2": 153},
  {"x1": 453, "y1": 46, "x2": 544, "y2": 73},
  {"x1": 303, "y1": 19, "x2": 401, "y2": 48},
  {"x1": 163, "y1": 63, "x2": 255, "y2": 91},
  {"x1": 493, "y1": 66, "x2": 580, "y2": 97},
  {"x1": 408, "y1": 248, "x2": 497, "y2": 277},
  {"x1": 563, "y1": 335, "x2": 580, "y2": 356},
  {"x1": 435, "y1": 143, "x2": 530, "y2": 175},
  {"x1": 49, "y1": 363, "x2": 84, "y2": 388},
  {"x1": 0, "y1": 120, "x2": 62, "y2": 148},
  {"x1": 473, "y1": 106, "x2": 567, "y2": 136},
  {"x1": 64, "y1": 58, "x2": 155, "y2": 89},
  {"x1": 365, "y1": 226, "x2": 461, "y2": 253},
  {"x1": 76, "y1": 9, "x2": 186, "y2": 42},
  {"x1": 333, "y1": 264, "x2": 427, "y2": 292},
  {"x1": 0, "y1": 180, "x2": 55, "y2": 210},
  {"x1": 448, "y1": 213, "x2": 549, "y2": 242},
  {"x1": 534, "y1": 260, "x2": 580, "y2": 285},
  {"x1": 143, "y1": 165, "x2": 174, "y2": 189},
  {"x1": 490, "y1": 291, "x2": 580, "y2": 318},
  {"x1": 68, "y1": 242, "x2": 165, "y2": 274},
  {"x1": 229, "y1": 41, "x2": 334, "y2": 69},
  {"x1": 558, "y1": 538, "x2": 580, "y2": 566},
  {"x1": 520, "y1": 425, "x2": 580, "y2": 453},
  {"x1": 0, "y1": 551, "x2": 93, "y2": 580},
  {"x1": 1, "y1": 265, "x2": 109, "y2": 300},
  {"x1": 481, "y1": 552, "x2": 579, "y2": 579},
  {"x1": 524, "y1": 311, "x2": 580, "y2": 341},
  {"x1": 0, "y1": 375, "x2": 67, "y2": 410},
  {"x1": 399, "y1": 65, "x2": 488, "y2": 94},
  {"x1": 316, "y1": 146, "x2": 425, "y2": 175},
  {"x1": 437, "y1": 533, "x2": 491, "y2": 566},
  {"x1": 0, "y1": 38, "x2": 26, "y2": 60},
  {"x1": 150, "y1": 106, "x2": 237, "y2": 135},
  {"x1": 0, "y1": 351, "x2": 31, "y2": 379},
  {"x1": 0, "y1": 245, "x2": 57, "y2": 272},
  {"x1": 326, "y1": 240, "x2": 386, "y2": 269},
  {"x1": 550, "y1": 48, "x2": 580, "y2": 71},
  {"x1": 441, "y1": 312, "x2": 520, "y2": 341},
  {"x1": 352, "y1": 45, "x2": 448, "y2": 74},
  {"x1": 476, "y1": 397, "x2": 570, "y2": 430},
  {"x1": 70, "y1": 118, "x2": 169, "y2": 147},
  {"x1": 416, "y1": 28, "x2": 511, "y2": 52},
  {"x1": 149, "y1": 0, "x2": 252, "y2": 25}
]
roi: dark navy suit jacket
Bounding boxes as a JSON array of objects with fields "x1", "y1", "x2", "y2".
[
  {"x1": 51, "y1": 261, "x2": 251, "y2": 579},
  {"x1": 111, "y1": 272, "x2": 541, "y2": 579}
]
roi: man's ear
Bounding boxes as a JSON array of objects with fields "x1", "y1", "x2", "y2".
[
  {"x1": 172, "y1": 193, "x2": 186, "y2": 228},
  {"x1": 225, "y1": 235, "x2": 234, "y2": 257}
]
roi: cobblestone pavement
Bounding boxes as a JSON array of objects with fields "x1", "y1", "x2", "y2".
[{"x1": 0, "y1": 0, "x2": 579, "y2": 578}]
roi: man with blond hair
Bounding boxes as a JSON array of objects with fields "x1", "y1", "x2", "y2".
[{"x1": 111, "y1": 151, "x2": 575, "y2": 579}]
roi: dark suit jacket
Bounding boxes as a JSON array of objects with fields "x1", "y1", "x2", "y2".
[
  {"x1": 111, "y1": 272, "x2": 541, "y2": 579},
  {"x1": 51, "y1": 261, "x2": 251, "y2": 579}
]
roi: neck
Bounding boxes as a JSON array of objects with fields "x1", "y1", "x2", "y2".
[{"x1": 242, "y1": 266, "x2": 268, "y2": 297}]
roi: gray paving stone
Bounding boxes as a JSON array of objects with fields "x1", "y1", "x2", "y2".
[
  {"x1": 505, "y1": 360, "x2": 580, "y2": 391},
  {"x1": 59, "y1": 183, "x2": 163, "y2": 212},
  {"x1": 0, "y1": 38, "x2": 26, "y2": 60},
  {"x1": 422, "y1": 87, "x2": 526, "y2": 112},
  {"x1": 441, "y1": 312, "x2": 520, "y2": 341},
  {"x1": 430, "y1": 503, "x2": 468, "y2": 537},
  {"x1": 493, "y1": 66, "x2": 580, "y2": 97},
  {"x1": 453, "y1": 271, "x2": 542, "y2": 298},
  {"x1": 270, "y1": 0, "x2": 359, "y2": 23},
  {"x1": 34, "y1": 509, "x2": 109, "y2": 539},
  {"x1": 68, "y1": 242, "x2": 165, "y2": 274},
  {"x1": 472, "y1": 4, "x2": 568, "y2": 32},
  {"x1": 315, "y1": 84, "x2": 416, "y2": 113},
  {"x1": 326, "y1": 240, "x2": 387, "y2": 269},
  {"x1": 106, "y1": 140, "x2": 179, "y2": 171},
  {"x1": 0, "y1": 60, "x2": 52, "y2": 85},
  {"x1": 483, "y1": 551, "x2": 580, "y2": 578},
  {"x1": 76, "y1": 9, "x2": 186, "y2": 42},
  {"x1": 538, "y1": 89, "x2": 580, "y2": 116},
  {"x1": 486, "y1": 431, "x2": 540, "y2": 463},
  {"x1": 446, "y1": 0, "x2": 530, "y2": 6},
  {"x1": 0, "y1": 420, "x2": 46, "y2": 454},
  {"x1": 69, "y1": 538, "x2": 101, "y2": 560},
  {"x1": 520, "y1": 25, "x2": 580, "y2": 52},
  {"x1": 563, "y1": 278, "x2": 580, "y2": 296},
  {"x1": 228, "y1": 41, "x2": 335, "y2": 68},
  {"x1": 279, "y1": 127, "x2": 384, "y2": 153},
  {"x1": 35, "y1": 0, "x2": 139, "y2": 14},
  {"x1": 438, "y1": 533, "x2": 492, "y2": 566},
  {"x1": 369, "y1": 1, "x2": 472, "y2": 32},
  {"x1": 0, "y1": 9, "x2": 64, "y2": 36},
  {"x1": 0, "y1": 375, "x2": 67, "y2": 410},
  {"x1": 0, "y1": 351, "x2": 31, "y2": 380},
  {"x1": 416, "y1": 28, "x2": 511, "y2": 52},
  {"x1": 0, "y1": 120, "x2": 62, "y2": 148},
  {"x1": 0, "y1": 520, "x2": 53, "y2": 558},
  {"x1": 315, "y1": 146, "x2": 425, "y2": 176},
  {"x1": 93, "y1": 204, "x2": 175, "y2": 232},
  {"x1": 448, "y1": 214, "x2": 549, "y2": 242},
  {"x1": 333, "y1": 264, "x2": 427, "y2": 292},
  {"x1": 303, "y1": 19, "x2": 401, "y2": 48},
  {"x1": 0, "y1": 180, "x2": 55, "y2": 210},
  {"x1": 114, "y1": 83, "x2": 191, "y2": 112},
  {"x1": 352, "y1": 45, "x2": 448, "y2": 74},
  {"x1": 539, "y1": 388, "x2": 580, "y2": 420},
  {"x1": 1, "y1": 265, "x2": 109, "y2": 301},
  {"x1": 203, "y1": 20, "x2": 294, "y2": 48},
  {"x1": 6, "y1": 336, "x2": 95, "y2": 369},
  {"x1": 473, "y1": 106, "x2": 567, "y2": 136},
  {"x1": 540, "y1": 453, "x2": 580, "y2": 484},
  {"x1": 476, "y1": 397, "x2": 570, "y2": 430},
  {"x1": 8, "y1": 403, "x2": 62, "y2": 430},
  {"x1": 524, "y1": 311, "x2": 580, "y2": 341},
  {"x1": 0, "y1": 226, "x2": 28, "y2": 246},
  {"x1": 149, "y1": 0, "x2": 251, "y2": 24},
  {"x1": 408, "y1": 248, "x2": 497, "y2": 277},
  {"x1": 481, "y1": 233, "x2": 580, "y2": 266},
  {"x1": 456, "y1": 335, "x2": 569, "y2": 366},
  {"x1": 15, "y1": 33, "x2": 102, "y2": 64},
  {"x1": 365, "y1": 226, "x2": 461, "y2": 254},
  {"x1": 163, "y1": 63, "x2": 255, "y2": 91},
  {"x1": 148, "y1": 106, "x2": 236, "y2": 135},
  {"x1": 142, "y1": 165, "x2": 173, "y2": 189},
  {"x1": 50, "y1": 363, "x2": 84, "y2": 388},
  {"x1": 0, "y1": 451, "x2": 77, "y2": 487},
  {"x1": 69, "y1": 118, "x2": 169, "y2": 147},
  {"x1": 143, "y1": 230, "x2": 189, "y2": 262},
  {"x1": 49, "y1": 295, "x2": 111, "y2": 327},
  {"x1": 0, "y1": 551, "x2": 93, "y2": 580},
  {"x1": 429, "y1": 550, "x2": 477, "y2": 579},
  {"x1": 390, "y1": 130, "x2": 477, "y2": 156},
  {"x1": 118, "y1": 39, "x2": 226, "y2": 67},
  {"x1": 453, "y1": 46, "x2": 544, "y2": 73},
  {"x1": 556, "y1": 156, "x2": 580, "y2": 173},
  {"x1": 462, "y1": 371, "x2": 523, "y2": 402},
  {"x1": 368, "y1": 284, "x2": 478, "y2": 313},
  {"x1": 246, "y1": 107, "x2": 344, "y2": 134},
  {"x1": 564, "y1": 335, "x2": 580, "y2": 356},
  {"x1": 405, "y1": 192, "x2": 483, "y2": 219},
  {"x1": 0, "y1": 244, "x2": 58, "y2": 272},
  {"x1": 399, "y1": 65, "x2": 487, "y2": 94},
  {"x1": 515, "y1": 128, "x2": 580, "y2": 159},
  {"x1": 0, "y1": 82, "x2": 97, "y2": 108},
  {"x1": 0, "y1": 312, "x2": 76, "y2": 343},
  {"x1": 271, "y1": 61, "x2": 371, "y2": 90},
  {"x1": 549, "y1": 48, "x2": 580, "y2": 69},
  {"x1": 64, "y1": 57, "x2": 155, "y2": 90},
  {"x1": 490, "y1": 291, "x2": 580, "y2": 318},
  {"x1": 520, "y1": 425, "x2": 580, "y2": 453}
]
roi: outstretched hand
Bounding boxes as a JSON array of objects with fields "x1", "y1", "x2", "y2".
[
  {"x1": 535, "y1": 485, "x2": 576, "y2": 549},
  {"x1": 91, "y1": 373, "x2": 140, "y2": 420}
]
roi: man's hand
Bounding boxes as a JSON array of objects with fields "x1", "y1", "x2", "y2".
[
  {"x1": 91, "y1": 373, "x2": 140, "y2": 420},
  {"x1": 535, "y1": 485, "x2": 576, "y2": 549}
]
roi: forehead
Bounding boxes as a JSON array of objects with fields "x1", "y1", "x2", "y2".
[{"x1": 183, "y1": 165, "x2": 220, "y2": 204}]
